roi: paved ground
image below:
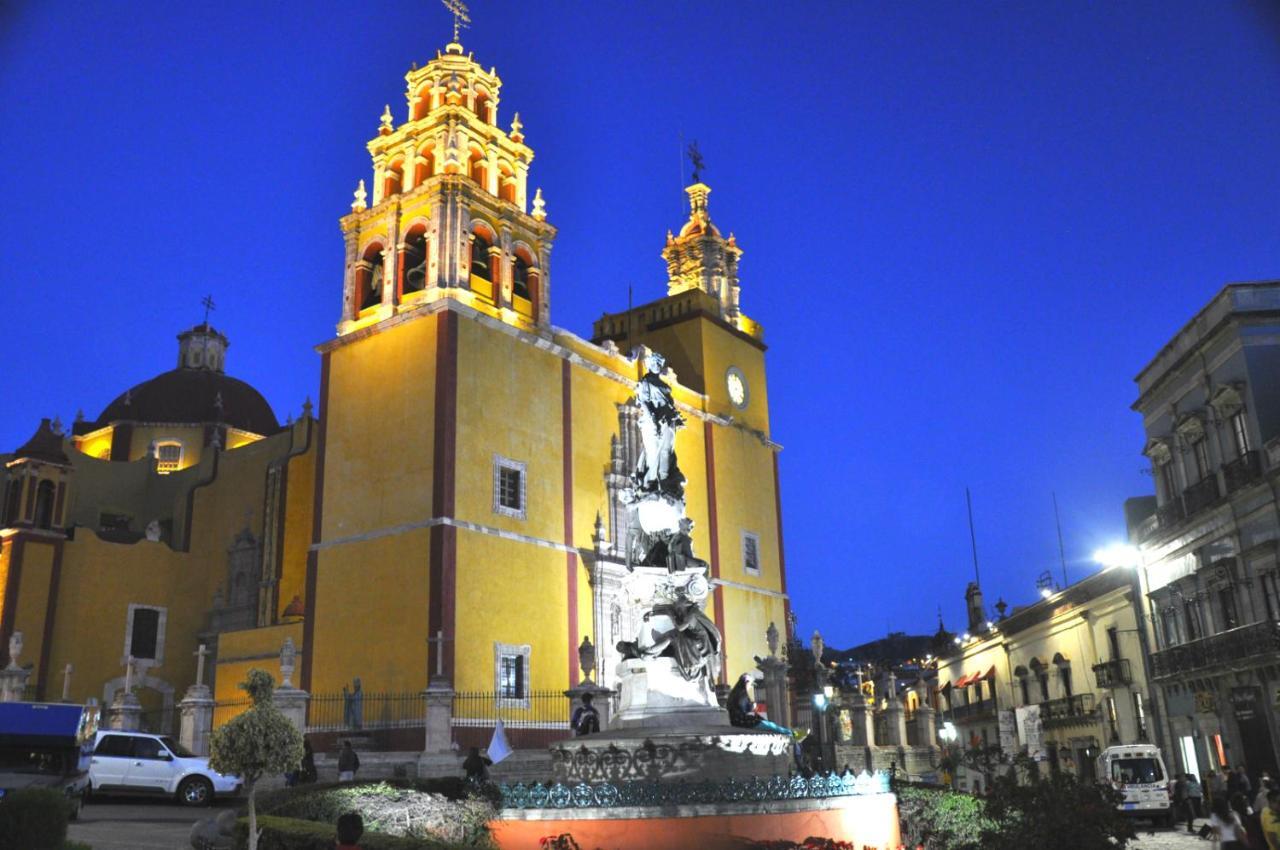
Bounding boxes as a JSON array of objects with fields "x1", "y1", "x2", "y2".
[
  {"x1": 68, "y1": 797, "x2": 237, "y2": 850},
  {"x1": 1128, "y1": 818, "x2": 1213, "y2": 849}
]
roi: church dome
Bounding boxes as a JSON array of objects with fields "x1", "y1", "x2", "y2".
[{"x1": 86, "y1": 324, "x2": 280, "y2": 435}]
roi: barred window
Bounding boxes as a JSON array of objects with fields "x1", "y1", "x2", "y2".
[
  {"x1": 156, "y1": 441, "x2": 183, "y2": 474},
  {"x1": 498, "y1": 655, "x2": 524, "y2": 699},
  {"x1": 742, "y1": 531, "x2": 761, "y2": 575},
  {"x1": 493, "y1": 641, "x2": 530, "y2": 708},
  {"x1": 492, "y1": 455, "x2": 527, "y2": 520}
]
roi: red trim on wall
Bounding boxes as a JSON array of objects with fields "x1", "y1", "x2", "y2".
[
  {"x1": 561, "y1": 361, "x2": 579, "y2": 687},
  {"x1": 300, "y1": 351, "x2": 331, "y2": 694},
  {"x1": 703, "y1": 424, "x2": 727, "y2": 685},
  {"x1": 35, "y1": 539, "x2": 63, "y2": 700},
  {"x1": 428, "y1": 310, "x2": 459, "y2": 683},
  {"x1": 0, "y1": 536, "x2": 26, "y2": 667},
  {"x1": 772, "y1": 453, "x2": 794, "y2": 647}
]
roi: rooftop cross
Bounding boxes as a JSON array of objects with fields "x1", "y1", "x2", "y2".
[
  {"x1": 687, "y1": 141, "x2": 706, "y2": 184},
  {"x1": 201, "y1": 294, "x2": 216, "y2": 327},
  {"x1": 442, "y1": 0, "x2": 471, "y2": 43}
]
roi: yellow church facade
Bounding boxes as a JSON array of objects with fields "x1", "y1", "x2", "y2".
[{"x1": 0, "y1": 36, "x2": 790, "y2": 739}]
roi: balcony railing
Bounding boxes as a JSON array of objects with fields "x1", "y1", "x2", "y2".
[
  {"x1": 1150, "y1": 619, "x2": 1280, "y2": 681},
  {"x1": 1040, "y1": 693, "x2": 1097, "y2": 725},
  {"x1": 1182, "y1": 475, "x2": 1221, "y2": 516},
  {"x1": 1092, "y1": 658, "x2": 1133, "y2": 688},
  {"x1": 950, "y1": 698, "x2": 997, "y2": 721},
  {"x1": 1223, "y1": 451, "x2": 1263, "y2": 493},
  {"x1": 1156, "y1": 497, "x2": 1185, "y2": 530}
]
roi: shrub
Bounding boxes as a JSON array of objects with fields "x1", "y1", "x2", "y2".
[
  {"x1": 234, "y1": 815, "x2": 479, "y2": 850},
  {"x1": 896, "y1": 784, "x2": 991, "y2": 850},
  {"x1": 0, "y1": 787, "x2": 70, "y2": 850},
  {"x1": 979, "y1": 765, "x2": 1136, "y2": 850}
]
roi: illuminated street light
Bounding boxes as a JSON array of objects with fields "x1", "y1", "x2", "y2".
[
  {"x1": 939, "y1": 722, "x2": 958, "y2": 743},
  {"x1": 1039, "y1": 587, "x2": 1053, "y2": 599},
  {"x1": 1094, "y1": 542, "x2": 1141, "y2": 569}
]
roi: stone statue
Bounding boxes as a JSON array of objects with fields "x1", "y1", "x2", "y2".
[
  {"x1": 632, "y1": 351, "x2": 685, "y2": 500},
  {"x1": 662, "y1": 518, "x2": 707, "y2": 574},
  {"x1": 766, "y1": 621, "x2": 779, "y2": 658},
  {"x1": 279, "y1": 637, "x2": 296, "y2": 688},
  {"x1": 578, "y1": 635, "x2": 597, "y2": 683},
  {"x1": 617, "y1": 597, "x2": 721, "y2": 683},
  {"x1": 5, "y1": 632, "x2": 21, "y2": 671},
  {"x1": 342, "y1": 678, "x2": 363, "y2": 729}
]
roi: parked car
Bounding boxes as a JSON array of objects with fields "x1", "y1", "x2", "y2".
[
  {"x1": 0, "y1": 701, "x2": 99, "y2": 820},
  {"x1": 1098, "y1": 743, "x2": 1173, "y2": 827},
  {"x1": 89, "y1": 730, "x2": 240, "y2": 806}
]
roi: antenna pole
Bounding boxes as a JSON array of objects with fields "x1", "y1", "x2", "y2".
[
  {"x1": 1053, "y1": 491, "x2": 1068, "y2": 587},
  {"x1": 627, "y1": 283, "x2": 634, "y2": 361},
  {"x1": 966, "y1": 487, "x2": 981, "y2": 587},
  {"x1": 678, "y1": 130, "x2": 687, "y2": 214}
]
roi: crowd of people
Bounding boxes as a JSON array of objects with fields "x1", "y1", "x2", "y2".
[{"x1": 1173, "y1": 765, "x2": 1280, "y2": 849}]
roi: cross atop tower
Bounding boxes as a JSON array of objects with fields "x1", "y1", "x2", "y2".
[
  {"x1": 200, "y1": 294, "x2": 216, "y2": 327},
  {"x1": 442, "y1": 0, "x2": 470, "y2": 44},
  {"x1": 687, "y1": 141, "x2": 706, "y2": 185}
]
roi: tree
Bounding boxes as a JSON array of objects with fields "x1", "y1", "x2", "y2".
[
  {"x1": 979, "y1": 756, "x2": 1137, "y2": 850},
  {"x1": 208, "y1": 669, "x2": 304, "y2": 850}
]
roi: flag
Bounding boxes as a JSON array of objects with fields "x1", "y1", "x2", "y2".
[{"x1": 488, "y1": 718, "x2": 512, "y2": 765}]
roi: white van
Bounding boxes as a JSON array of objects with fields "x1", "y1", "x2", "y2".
[{"x1": 1097, "y1": 744, "x2": 1172, "y2": 826}]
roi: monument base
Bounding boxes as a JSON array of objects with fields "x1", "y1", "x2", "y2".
[
  {"x1": 611, "y1": 657, "x2": 721, "y2": 730},
  {"x1": 551, "y1": 724, "x2": 793, "y2": 784}
]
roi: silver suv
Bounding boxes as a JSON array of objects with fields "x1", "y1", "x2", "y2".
[{"x1": 89, "y1": 732, "x2": 241, "y2": 806}]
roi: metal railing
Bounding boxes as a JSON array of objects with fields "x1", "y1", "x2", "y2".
[
  {"x1": 1224, "y1": 451, "x2": 1262, "y2": 492},
  {"x1": 1039, "y1": 693, "x2": 1097, "y2": 724},
  {"x1": 1156, "y1": 498, "x2": 1185, "y2": 531},
  {"x1": 306, "y1": 691, "x2": 426, "y2": 732},
  {"x1": 949, "y1": 698, "x2": 996, "y2": 721},
  {"x1": 1183, "y1": 475, "x2": 1221, "y2": 516},
  {"x1": 1150, "y1": 619, "x2": 1280, "y2": 680},
  {"x1": 1092, "y1": 659, "x2": 1132, "y2": 688},
  {"x1": 452, "y1": 689, "x2": 570, "y2": 749}
]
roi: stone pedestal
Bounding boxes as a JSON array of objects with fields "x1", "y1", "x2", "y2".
[
  {"x1": 417, "y1": 682, "x2": 461, "y2": 778},
  {"x1": 0, "y1": 666, "x2": 30, "y2": 703},
  {"x1": 847, "y1": 701, "x2": 876, "y2": 747},
  {"x1": 612, "y1": 658, "x2": 726, "y2": 730},
  {"x1": 272, "y1": 686, "x2": 309, "y2": 736},
  {"x1": 883, "y1": 702, "x2": 908, "y2": 747},
  {"x1": 565, "y1": 681, "x2": 613, "y2": 732},
  {"x1": 108, "y1": 690, "x2": 142, "y2": 731},
  {"x1": 178, "y1": 684, "x2": 215, "y2": 756},
  {"x1": 915, "y1": 704, "x2": 937, "y2": 748}
]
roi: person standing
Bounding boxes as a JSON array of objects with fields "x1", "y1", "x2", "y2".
[
  {"x1": 1214, "y1": 769, "x2": 1231, "y2": 808},
  {"x1": 1173, "y1": 773, "x2": 1191, "y2": 833},
  {"x1": 338, "y1": 740, "x2": 360, "y2": 782},
  {"x1": 300, "y1": 737, "x2": 317, "y2": 784},
  {"x1": 571, "y1": 693, "x2": 600, "y2": 736},
  {"x1": 1188, "y1": 772, "x2": 1205, "y2": 820},
  {"x1": 1261, "y1": 790, "x2": 1280, "y2": 850},
  {"x1": 463, "y1": 746, "x2": 492, "y2": 784},
  {"x1": 1210, "y1": 795, "x2": 1248, "y2": 850},
  {"x1": 1257, "y1": 777, "x2": 1274, "y2": 820}
]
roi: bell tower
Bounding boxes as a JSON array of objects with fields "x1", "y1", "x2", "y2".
[
  {"x1": 337, "y1": 30, "x2": 557, "y2": 335},
  {"x1": 662, "y1": 181, "x2": 743, "y2": 322}
]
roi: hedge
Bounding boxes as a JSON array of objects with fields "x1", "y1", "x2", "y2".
[
  {"x1": 895, "y1": 785, "x2": 992, "y2": 850},
  {"x1": 0, "y1": 787, "x2": 71, "y2": 850},
  {"x1": 234, "y1": 815, "x2": 478, "y2": 850}
]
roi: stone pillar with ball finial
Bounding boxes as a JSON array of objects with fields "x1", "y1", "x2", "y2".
[
  {"x1": 179, "y1": 643, "x2": 215, "y2": 755},
  {"x1": 754, "y1": 621, "x2": 791, "y2": 727},
  {"x1": 564, "y1": 635, "x2": 614, "y2": 732},
  {"x1": 271, "y1": 637, "x2": 309, "y2": 736}
]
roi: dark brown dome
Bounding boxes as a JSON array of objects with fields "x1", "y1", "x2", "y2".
[{"x1": 89, "y1": 368, "x2": 279, "y2": 435}]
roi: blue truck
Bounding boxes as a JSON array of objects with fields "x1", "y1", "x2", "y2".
[{"x1": 0, "y1": 702, "x2": 100, "y2": 820}]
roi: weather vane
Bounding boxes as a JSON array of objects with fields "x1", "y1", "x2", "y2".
[
  {"x1": 442, "y1": 0, "x2": 471, "y2": 43},
  {"x1": 687, "y1": 141, "x2": 706, "y2": 184},
  {"x1": 201, "y1": 294, "x2": 216, "y2": 326}
]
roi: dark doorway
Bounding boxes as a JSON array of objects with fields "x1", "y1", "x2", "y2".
[{"x1": 1230, "y1": 686, "x2": 1278, "y2": 778}]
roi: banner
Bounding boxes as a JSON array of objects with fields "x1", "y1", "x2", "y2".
[{"x1": 1014, "y1": 704, "x2": 1045, "y2": 760}]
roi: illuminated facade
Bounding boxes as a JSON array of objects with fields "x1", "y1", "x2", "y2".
[{"x1": 0, "y1": 35, "x2": 790, "y2": 738}]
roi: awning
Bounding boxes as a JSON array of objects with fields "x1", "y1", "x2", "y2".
[{"x1": 955, "y1": 666, "x2": 996, "y2": 688}]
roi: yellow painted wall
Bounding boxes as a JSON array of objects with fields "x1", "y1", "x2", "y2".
[
  {"x1": 212, "y1": 621, "x2": 304, "y2": 726},
  {"x1": 10, "y1": 539, "x2": 54, "y2": 693},
  {"x1": 127, "y1": 424, "x2": 208, "y2": 470},
  {"x1": 277, "y1": 444, "x2": 316, "y2": 619},
  {"x1": 700, "y1": 322, "x2": 771, "y2": 435}
]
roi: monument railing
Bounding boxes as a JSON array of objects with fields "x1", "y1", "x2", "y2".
[
  {"x1": 306, "y1": 691, "x2": 427, "y2": 733},
  {"x1": 452, "y1": 689, "x2": 570, "y2": 750}
]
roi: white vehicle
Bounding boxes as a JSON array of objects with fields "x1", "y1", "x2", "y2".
[
  {"x1": 89, "y1": 731, "x2": 241, "y2": 806},
  {"x1": 1098, "y1": 744, "x2": 1172, "y2": 826}
]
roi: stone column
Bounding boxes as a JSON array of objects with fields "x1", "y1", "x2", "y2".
[
  {"x1": 884, "y1": 699, "x2": 909, "y2": 747},
  {"x1": 755, "y1": 622, "x2": 790, "y2": 726},
  {"x1": 179, "y1": 644, "x2": 215, "y2": 755},
  {"x1": 272, "y1": 637, "x2": 309, "y2": 736},
  {"x1": 847, "y1": 699, "x2": 876, "y2": 747},
  {"x1": 416, "y1": 682, "x2": 458, "y2": 778}
]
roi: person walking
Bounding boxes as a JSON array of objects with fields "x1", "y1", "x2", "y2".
[
  {"x1": 1261, "y1": 790, "x2": 1280, "y2": 850},
  {"x1": 338, "y1": 740, "x2": 360, "y2": 782},
  {"x1": 1210, "y1": 795, "x2": 1248, "y2": 850},
  {"x1": 1188, "y1": 772, "x2": 1205, "y2": 820},
  {"x1": 1214, "y1": 769, "x2": 1231, "y2": 808},
  {"x1": 1233, "y1": 792, "x2": 1266, "y2": 850},
  {"x1": 1174, "y1": 773, "x2": 1191, "y2": 833},
  {"x1": 1257, "y1": 778, "x2": 1274, "y2": 821}
]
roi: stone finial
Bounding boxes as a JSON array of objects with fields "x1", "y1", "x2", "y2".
[
  {"x1": 578, "y1": 635, "x2": 597, "y2": 682},
  {"x1": 302, "y1": 396, "x2": 314, "y2": 420},
  {"x1": 766, "y1": 621, "x2": 779, "y2": 658},
  {"x1": 379, "y1": 104, "x2": 394, "y2": 135},
  {"x1": 510, "y1": 112, "x2": 524, "y2": 143},
  {"x1": 6, "y1": 632, "x2": 22, "y2": 671},
  {"x1": 811, "y1": 629, "x2": 824, "y2": 666},
  {"x1": 51, "y1": 416, "x2": 63, "y2": 436},
  {"x1": 74, "y1": 409, "x2": 85, "y2": 424},
  {"x1": 147, "y1": 440, "x2": 158, "y2": 459},
  {"x1": 280, "y1": 637, "x2": 297, "y2": 688},
  {"x1": 352, "y1": 180, "x2": 368, "y2": 212},
  {"x1": 531, "y1": 187, "x2": 546, "y2": 221}
]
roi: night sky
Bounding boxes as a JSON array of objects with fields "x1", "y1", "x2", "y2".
[{"x1": 3, "y1": 2, "x2": 1279, "y2": 649}]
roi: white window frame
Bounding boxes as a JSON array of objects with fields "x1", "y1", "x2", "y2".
[
  {"x1": 123, "y1": 603, "x2": 168, "y2": 666},
  {"x1": 155, "y1": 440, "x2": 184, "y2": 475},
  {"x1": 492, "y1": 454, "x2": 527, "y2": 520},
  {"x1": 741, "y1": 530, "x2": 761, "y2": 576},
  {"x1": 493, "y1": 641, "x2": 531, "y2": 709}
]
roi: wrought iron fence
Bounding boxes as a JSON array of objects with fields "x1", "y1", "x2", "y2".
[
  {"x1": 1182, "y1": 475, "x2": 1221, "y2": 516},
  {"x1": 1151, "y1": 619, "x2": 1280, "y2": 680},
  {"x1": 212, "y1": 698, "x2": 251, "y2": 729},
  {"x1": 1092, "y1": 659, "x2": 1132, "y2": 688},
  {"x1": 497, "y1": 769, "x2": 892, "y2": 810},
  {"x1": 1224, "y1": 450, "x2": 1262, "y2": 492},
  {"x1": 306, "y1": 691, "x2": 426, "y2": 733},
  {"x1": 452, "y1": 689, "x2": 569, "y2": 750},
  {"x1": 1039, "y1": 693, "x2": 1097, "y2": 725}
]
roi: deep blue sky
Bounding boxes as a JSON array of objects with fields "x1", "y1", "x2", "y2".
[{"x1": 4, "y1": 2, "x2": 1280, "y2": 649}]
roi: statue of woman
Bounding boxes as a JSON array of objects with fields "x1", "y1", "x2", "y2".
[{"x1": 632, "y1": 352, "x2": 685, "y2": 498}]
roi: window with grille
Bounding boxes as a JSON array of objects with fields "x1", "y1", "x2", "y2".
[
  {"x1": 156, "y1": 441, "x2": 183, "y2": 474},
  {"x1": 493, "y1": 641, "x2": 530, "y2": 707},
  {"x1": 742, "y1": 532, "x2": 760, "y2": 575},
  {"x1": 492, "y1": 455, "x2": 526, "y2": 519},
  {"x1": 1231, "y1": 412, "x2": 1251, "y2": 457},
  {"x1": 498, "y1": 655, "x2": 524, "y2": 699},
  {"x1": 1191, "y1": 438, "x2": 1210, "y2": 482}
]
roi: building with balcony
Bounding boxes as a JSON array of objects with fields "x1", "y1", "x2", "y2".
[
  {"x1": 935, "y1": 567, "x2": 1156, "y2": 790},
  {"x1": 1129, "y1": 281, "x2": 1280, "y2": 782}
]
